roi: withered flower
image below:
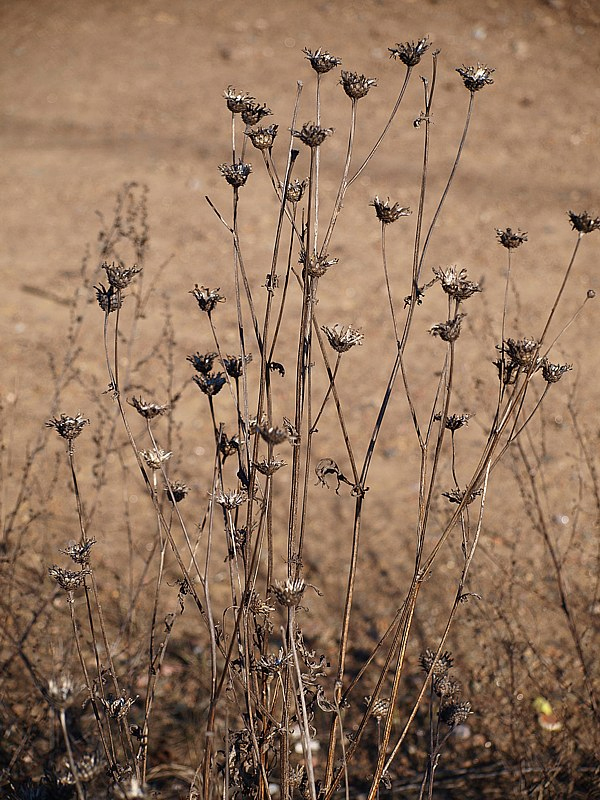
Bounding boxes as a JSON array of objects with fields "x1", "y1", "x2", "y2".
[
  {"x1": 253, "y1": 456, "x2": 287, "y2": 476},
  {"x1": 371, "y1": 196, "x2": 411, "y2": 224},
  {"x1": 102, "y1": 261, "x2": 142, "y2": 290},
  {"x1": 541, "y1": 359, "x2": 572, "y2": 384},
  {"x1": 433, "y1": 266, "x2": 480, "y2": 301},
  {"x1": 165, "y1": 480, "x2": 189, "y2": 503},
  {"x1": 241, "y1": 102, "x2": 272, "y2": 126},
  {"x1": 496, "y1": 227, "x2": 528, "y2": 249},
  {"x1": 47, "y1": 674, "x2": 76, "y2": 708},
  {"x1": 429, "y1": 314, "x2": 466, "y2": 343},
  {"x1": 140, "y1": 447, "x2": 172, "y2": 470},
  {"x1": 219, "y1": 161, "x2": 252, "y2": 188},
  {"x1": 292, "y1": 122, "x2": 334, "y2": 148},
  {"x1": 46, "y1": 413, "x2": 89, "y2": 441},
  {"x1": 100, "y1": 694, "x2": 136, "y2": 720},
  {"x1": 213, "y1": 489, "x2": 247, "y2": 510},
  {"x1": 95, "y1": 283, "x2": 123, "y2": 313},
  {"x1": 568, "y1": 210, "x2": 600, "y2": 234},
  {"x1": 258, "y1": 423, "x2": 289, "y2": 445},
  {"x1": 245, "y1": 124, "x2": 278, "y2": 150},
  {"x1": 224, "y1": 86, "x2": 255, "y2": 114},
  {"x1": 389, "y1": 37, "x2": 430, "y2": 67},
  {"x1": 303, "y1": 47, "x2": 341, "y2": 74},
  {"x1": 433, "y1": 674, "x2": 462, "y2": 699},
  {"x1": 218, "y1": 431, "x2": 240, "y2": 460},
  {"x1": 419, "y1": 649, "x2": 454, "y2": 676},
  {"x1": 300, "y1": 248, "x2": 338, "y2": 278},
  {"x1": 272, "y1": 577, "x2": 306, "y2": 607},
  {"x1": 366, "y1": 696, "x2": 391, "y2": 721},
  {"x1": 190, "y1": 284, "x2": 225, "y2": 313},
  {"x1": 284, "y1": 178, "x2": 309, "y2": 203},
  {"x1": 503, "y1": 337, "x2": 540, "y2": 369},
  {"x1": 456, "y1": 64, "x2": 495, "y2": 92},
  {"x1": 321, "y1": 324, "x2": 364, "y2": 352},
  {"x1": 60, "y1": 539, "x2": 96, "y2": 565},
  {"x1": 193, "y1": 372, "x2": 226, "y2": 396},
  {"x1": 444, "y1": 413, "x2": 472, "y2": 431},
  {"x1": 442, "y1": 487, "x2": 483, "y2": 505},
  {"x1": 49, "y1": 566, "x2": 90, "y2": 592},
  {"x1": 187, "y1": 352, "x2": 218, "y2": 374},
  {"x1": 224, "y1": 353, "x2": 253, "y2": 379},
  {"x1": 340, "y1": 71, "x2": 377, "y2": 100},
  {"x1": 440, "y1": 700, "x2": 472, "y2": 727},
  {"x1": 128, "y1": 396, "x2": 168, "y2": 419}
]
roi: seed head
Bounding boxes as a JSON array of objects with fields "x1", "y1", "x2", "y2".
[
  {"x1": 187, "y1": 352, "x2": 218, "y2": 374},
  {"x1": 429, "y1": 314, "x2": 466, "y2": 343},
  {"x1": 218, "y1": 431, "x2": 240, "y2": 460},
  {"x1": 419, "y1": 649, "x2": 454, "y2": 676},
  {"x1": 241, "y1": 102, "x2": 272, "y2": 126},
  {"x1": 60, "y1": 539, "x2": 96, "y2": 565},
  {"x1": 47, "y1": 674, "x2": 76, "y2": 707},
  {"x1": 272, "y1": 577, "x2": 306, "y2": 607},
  {"x1": 140, "y1": 447, "x2": 172, "y2": 470},
  {"x1": 224, "y1": 86, "x2": 255, "y2": 114},
  {"x1": 48, "y1": 566, "x2": 90, "y2": 592},
  {"x1": 503, "y1": 337, "x2": 540, "y2": 369},
  {"x1": 219, "y1": 161, "x2": 252, "y2": 188},
  {"x1": 444, "y1": 413, "x2": 472, "y2": 431},
  {"x1": 245, "y1": 124, "x2": 279, "y2": 150},
  {"x1": 165, "y1": 480, "x2": 189, "y2": 503},
  {"x1": 102, "y1": 261, "x2": 142, "y2": 290},
  {"x1": 303, "y1": 47, "x2": 341, "y2": 74},
  {"x1": 371, "y1": 196, "x2": 411, "y2": 224},
  {"x1": 258, "y1": 423, "x2": 289, "y2": 445},
  {"x1": 60, "y1": 751, "x2": 105, "y2": 785},
  {"x1": 321, "y1": 324, "x2": 364, "y2": 353},
  {"x1": 193, "y1": 371, "x2": 226, "y2": 396},
  {"x1": 433, "y1": 266, "x2": 481, "y2": 301},
  {"x1": 95, "y1": 282, "x2": 123, "y2": 313},
  {"x1": 442, "y1": 487, "x2": 483, "y2": 505},
  {"x1": 541, "y1": 359, "x2": 572, "y2": 384},
  {"x1": 496, "y1": 227, "x2": 528, "y2": 249},
  {"x1": 284, "y1": 178, "x2": 309, "y2": 203},
  {"x1": 253, "y1": 456, "x2": 287, "y2": 476},
  {"x1": 389, "y1": 37, "x2": 430, "y2": 67},
  {"x1": 568, "y1": 210, "x2": 600, "y2": 234},
  {"x1": 292, "y1": 122, "x2": 334, "y2": 148},
  {"x1": 128, "y1": 396, "x2": 168, "y2": 419},
  {"x1": 456, "y1": 63, "x2": 495, "y2": 92},
  {"x1": 433, "y1": 674, "x2": 462, "y2": 699},
  {"x1": 440, "y1": 700, "x2": 472, "y2": 727},
  {"x1": 213, "y1": 489, "x2": 247, "y2": 510},
  {"x1": 300, "y1": 248, "x2": 338, "y2": 277},
  {"x1": 46, "y1": 413, "x2": 89, "y2": 441},
  {"x1": 366, "y1": 696, "x2": 391, "y2": 721},
  {"x1": 100, "y1": 693, "x2": 136, "y2": 720},
  {"x1": 224, "y1": 353, "x2": 253, "y2": 379},
  {"x1": 190, "y1": 284, "x2": 226, "y2": 313},
  {"x1": 340, "y1": 71, "x2": 377, "y2": 100}
]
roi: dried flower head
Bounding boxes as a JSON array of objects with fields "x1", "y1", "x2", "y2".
[
  {"x1": 503, "y1": 337, "x2": 540, "y2": 369},
  {"x1": 433, "y1": 674, "x2": 462, "y2": 699},
  {"x1": 190, "y1": 284, "x2": 225, "y2": 313},
  {"x1": 258, "y1": 423, "x2": 289, "y2": 445},
  {"x1": 433, "y1": 266, "x2": 481, "y2": 301},
  {"x1": 541, "y1": 359, "x2": 572, "y2": 384},
  {"x1": 165, "y1": 480, "x2": 189, "y2": 503},
  {"x1": 253, "y1": 456, "x2": 287, "y2": 476},
  {"x1": 292, "y1": 122, "x2": 334, "y2": 148},
  {"x1": 102, "y1": 261, "x2": 142, "y2": 290},
  {"x1": 587, "y1": 289, "x2": 596, "y2": 299},
  {"x1": 213, "y1": 489, "x2": 247, "y2": 510},
  {"x1": 300, "y1": 248, "x2": 338, "y2": 278},
  {"x1": 370, "y1": 196, "x2": 411, "y2": 224},
  {"x1": 440, "y1": 700, "x2": 472, "y2": 727},
  {"x1": 187, "y1": 351, "x2": 218, "y2": 374},
  {"x1": 193, "y1": 371, "x2": 226, "y2": 396},
  {"x1": 241, "y1": 102, "x2": 272, "y2": 126},
  {"x1": 456, "y1": 63, "x2": 495, "y2": 92},
  {"x1": 441, "y1": 487, "x2": 483, "y2": 505},
  {"x1": 60, "y1": 539, "x2": 96, "y2": 565},
  {"x1": 48, "y1": 566, "x2": 90, "y2": 592},
  {"x1": 568, "y1": 210, "x2": 600, "y2": 234},
  {"x1": 140, "y1": 447, "x2": 172, "y2": 470},
  {"x1": 256, "y1": 648, "x2": 291, "y2": 677},
  {"x1": 60, "y1": 751, "x2": 104, "y2": 785},
  {"x1": 245, "y1": 124, "x2": 278, "y2": 150},
  {"x1": 366, "y1": 696, "x2": 391, "y2": 721},
  {"x1": 444, "y1": 413, "x2": 472, "y2": 431},
  {"x1": 429, "y1": 314, "x2": 466, "y2": 343},
  {"x1": 249, "y1": 590, "x2": 275, "y2": 617},
  {"x1": 218, "y1": 431, "x2": 240, "y2": 460},
  {"x1": 303, "y1": 47, "x2": 341, "y2": 74},
  {"x1": 224, "y1": 353, "x2": 253, "y2": 379},
  {"x1": 224, "y1": 86, "x2": 255, "y2": 114},
  {"x1": 272, "y1": 577, "x2": 306, "y2": 607},
  {"x1": 219, "y1": 161, "x2": 252, "y2": 188},
  {"x1": 340, "y1": 71, "x2": 377, "y2": 100},
  {"x1": 47, "y1": 674, "x2": 76, "y2": 707},
  {"x1": 496, "y1": 227, "x2": 528, "y2": 249},
  {"x1": 100, "y1": 693, "x2": 136, "y2": 720},
  {"x1": 321, "y1": 324, "x2": 364, "y2": 353},
  {"x1": 284, "y1": 177, "x2": 309, "y2": 203},
  {"x1": 419, "y1": 649, "x2": 454, "y2": 676},
  {"x1": 128, "y1": 396, "x2": 168, "y2": 419},
  {"x1": 389, "y1": 37, "x2": 430, "y2": 67},
  {"x1": 46, "y1": 413, "x2": 89, "y2": 441},
  {"x1": 94, "y1": 282, "x2": 123, "y2": 313}
]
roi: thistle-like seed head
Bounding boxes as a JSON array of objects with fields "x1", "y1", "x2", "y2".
[
  {"x1": 47, "y1": 674, "x2": 76, "y2": 707},
  {"x1": 303, "y1": 47, "x2": 341, "y2": 74},
  {"x1": 419, "y1": 649, "x2": 454, "y2": 676},
  {"x1": 241, "y1": 102, "x2": 272, "y2": 126},
  {"x1": 433, "y1": 674, "x2": 462, "y2": 699},
  {"x1": 388, "y1": 37, "x2": 430, "y2": 67},
  {"x1": 224, "y1": 86, "x2": 255, "y2": 114},
  {"x1": 48, "y1": 566, "x2": 90, "y2": 592},
  {"x1": 444, "y1": 413, "x2": 472, "y2": 431},
  {"x1": 218, "y1": 431, "x2": 240, "y2": 460},
  {"x1": 440, "y1": 700, "x2": 472, "y2": 727},
  {"x1": 46, "y1": 413, "x2": 89, "y2": 441},
  {"x1": 219, "y1": 161, "x2": 252, "y2": 188},
  {"x1": 496, "y1": 227, "x2": 528, "y2": 249},
  {"x1": 60, "y1": 539, "x2": 96, "y2": 565},
  {"x1": 193, "y1": 371, "x2": 226, "y2": 396},
  {"x1": 253, "y1": 456, "x2": 287, "y2": 476},
  {"x1": 284, "y1": 178, "x2": 309, "y2": 203},
  {"x1": 187, "y1": 351, "x2": 218, "y2": 374},
  {"x1": 102, "y1": 261, "x2": 142, "y2": 290},
  {"x1": 503, "y1": 337, "x2": 540, "y2": 369},
  {"x1": 456, "y1": 63, "x2": 495, "y2": 92},
  {"x1": 541, "y1": 359, "x2": 572, "y2": 384},
  {"x1": 366, "y1": 696, "x2": 391, "y2": 721},
  {"x1": 340, "y1": 71, "x2": 377, "y2": 100},
  {"x1": 568, "y1": 210, "x2": 600, "y2": 234},
  {"x1": 321, "y1": 324, "x2": 364, "y2": 353},
  {"x1": 140, "y1": 447, "x2": 172, "y2": 470},
  {"x1": 165, "y1": 480, "x2": 189, "y2": 503},
  {"x1": 292, "y1": 122, "x2": 334, "y2": 148},
  {"x1": 224, "y1": 353, "x2": 253, "y2": 379},
  {"x1": 441, "y1": 487, "x2": 483, "y2": 505},
  {"x1": 433, "y1": 266, "x2": 481, "y2": 301},
  {"x1": 272, "y1": 577, "x2": 306, "y2": 607},
  {"x1": 370, "y1": 196, "x2": 411, "y2": 224},
  {"x1": 300, "y1": 248, "x2": 338, "y2": 277},
  {"x1": 213, "y1": 489, "x2": 247, "y2": 510},
  {"x1": 258, "y1": 424, "x2": 289, "y2": 445},
  {"x1": 128, "y1": 396, "x2": 168, "y2": 419},
  {"x1": 190, "y1": 284, "x2": 225, "y2": 313},
  {"x1": 429, "y1": 314, "x2": 466, "y2": 343},
  {"x1": 94, "y1": 282, "x2": 123, "y2": 313},
  {"x1": 245, "y1": 124, "x2": 278, "y2": 150},
  {"x1": 100, "y1": 693, "x2": 136, "y2": 720}
]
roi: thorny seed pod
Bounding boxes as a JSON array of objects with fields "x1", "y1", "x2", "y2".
[
  {"x1": 190, "y1": 284, "x2": 225, "y2": 313},
  {"x1": 213, "y1": 489, "x2": 247, "y2": 510},
  {"x1": 389, "y1": 37, "x2": 430, "y2": 67},
  {"x1": 419, "y1": 649, "x2": 454, "y2": 676},
  {"x1": 456, "y1": 63, "x2": 495, "y2": 92},
  {"x1": 433, "y1": 266, "x2": 481, "y2": 301},
  {"x1": 300, "y1": 248, "x2": 339, "y2": 278},
  {"x1": 444, "y1": 413, "x2": 472, "y2": 431},
  {"x1": 128, "y1": 396, "x2": 168, "y2": 419},
  {"x1": 284, "y1": 178, "x2": 309, "y2": 203},
  {"x1": 241, "y1": 102, "x2": 272, "y2": 126},
  {"x1": 503, "y1": 337, "x2": 540, "y2": 369},
  {"x1": 100, "y1": 693, "x2": 136, "y2": 720},
  {"x1": 224, "y1": 353, "x2": 253, "y2": 379},
  {"x1": 187, "y1": 351, "x2": 218, "y2": 374},
  {"x1": 496, "y1": 227, "x2": 528, "y2": 249},
  {"x1": 258, "y1": 423, "x2": 289, "y2": 445},
  {"x1": 245, "y1": 124, "x2": 278, "y2": 150},
  {"x1": 568, "y1": 210, "x2": 600, "y2": 234},
  {"x1": 272, "y1": 577, "x2": 306, "y2": 607},
  {"x1": 292, "y1": 122, "x2": 334, "y2": 148},
  {"x1": 48, "y1": 566, "x2": 90, "y2": 592},
  {"x1": 102, "y1": 261, "x2": 142, "y2": 290},
  {"x1": 165, "y1": 480, "x2": 189, "y2": 503},
  {"x1": 303, "y1": 47, "x2": 341, "y2": 74},
  {"x1": 541, "y1": 359, "x2": 572, "y2": 383},
  {"x1": 253, "y1": 457, "x2": 287, "y2": 476},
  {"x1": 440, "y1": 700, "x2": 472, "y2": 727},
  {"x1": 370, "y1": 196, "x2": 411, "y2": 224},
  {"x1": 219, "y1": 161, "x2": 252, "y2": 188},
  {"x1": 60, "y1": 539, "x2": 96, "y2": 565},
  {"x1": 223, "y1": 86, "x2": 255, "y2": 114},
  {"x1": 140, "y1": 447, "x2": 172, "y2": 470},
  {"x1": 340, "y1": 71, "x2": 377, "y2": 100},
  {"x1": 321, "y1": 324, "x2": 364, "y2": 353},
  {"x1": 95, "y1": 282, "x2": 123, "y2": 313},
  {"x1": 429, "y1": 314, "x2": 466, "y2": 343},
  {"x1": 46, "y1": 413, "x2": 89, "y2": 441},
  {"x1": 441, "y1": 487, "x2": 483, "y2": 505},
  {"x1": 193, "y1": 371, "x2": 226, "y2": 396}
]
